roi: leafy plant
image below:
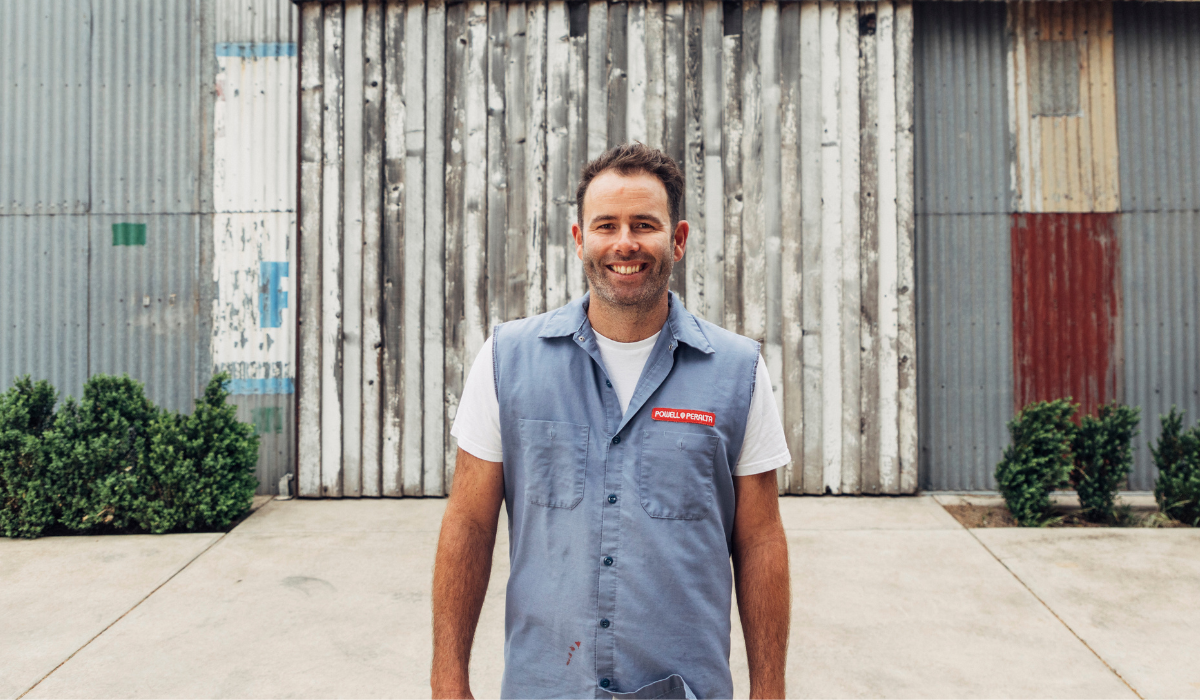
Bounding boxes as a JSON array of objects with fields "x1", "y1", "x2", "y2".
[
  {"x1": 1070, "y1": 403, "x2": 1141, "y2": 523},
  {"x1": 133, "y1": 373, "x2": 259, "y2": 533},
  {"x1": 0, "y1": 377, "x2": 59, "y2": 538},
  {"x1": 44, "y1": 374, "x2": 157, "y2": 531},
  {"x1": 995, "y1": 399, "x2": 1077, "y2": 527},
  {"x1": 2, "y1": 372, "x2": 260, "y2": 538},
  {"x1": 1152, "y1": 408, "x2": 1200, "y2": 527}
]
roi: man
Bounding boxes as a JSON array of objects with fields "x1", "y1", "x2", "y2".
[{"x1": 432, "y1": 144, "x2": 791, "y2": 699}]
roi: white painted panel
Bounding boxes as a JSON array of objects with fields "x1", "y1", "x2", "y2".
[
  {"x1": 819, "y1": 0, "x2": 843, "y2": 493},
  {"x1": 214, "y1": 51, "x2": 298, "y2": 212}
]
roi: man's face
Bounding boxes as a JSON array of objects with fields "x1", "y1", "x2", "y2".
[{"x1": 571, "y1": 170, "x2": 687, "y2": 310}]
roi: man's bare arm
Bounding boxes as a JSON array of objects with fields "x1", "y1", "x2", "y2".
[
  {"x1": 431, "y1": 448, "x2": 505, "y2": 699},
  {"x1": 732, "y1": 470, "x2": 791, "y2": 699}
]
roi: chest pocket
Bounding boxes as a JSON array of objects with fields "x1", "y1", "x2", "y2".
[
  {"x1": 638, "y1": 429, "x2": 719, "y2": 520},
  {"x1": 519, "y1": 419, "x2": 590, "y2": 509}
]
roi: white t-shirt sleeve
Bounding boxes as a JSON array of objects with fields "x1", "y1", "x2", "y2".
[
  {"x1": 449, "y1": 336, "x2": 504, "y2": 462},
  {"x1": 732, "y1": 356, "x2": 793, "y2": 476},
  {"x1": 450, "y1": 339, "x2": 791, "y2": 473}
]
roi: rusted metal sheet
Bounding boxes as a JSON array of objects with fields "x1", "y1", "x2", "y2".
[{"x1": 1010, "y1": 213, "x2": 1121, "y2": 421}]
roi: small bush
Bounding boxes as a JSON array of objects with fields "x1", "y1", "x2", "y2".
[
  {"x1": 0, "y1": 377, "x2": 59, "y2": 538},
  {"x1": 1070, "y1": 403, "x2": 1141, "y2": 523},
  {"x1": 134, "y1": 373, "x2": 259, "y2": 534},
  {"x1": 45, "y1": 375, "x2": 157, "y2": 531},
  {"x1": 1, "y1": 372, "x2": 259, "y2": 538},
  {"x1": 1152, "y1": 408, "x2": 1200, "y2": 527},
  {"x1": 996, "y1": 399, "x2": 1077, "y2": 527}
]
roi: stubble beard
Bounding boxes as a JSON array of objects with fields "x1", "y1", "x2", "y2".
[{"x1": 582, "y1": 246, "x2": 674, "y2": 314}]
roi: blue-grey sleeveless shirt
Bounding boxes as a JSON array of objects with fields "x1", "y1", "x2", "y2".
[{"x1": 493, "y1": 292, "x2": 759, "y2": 699}]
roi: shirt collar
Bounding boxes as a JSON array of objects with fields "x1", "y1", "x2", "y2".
[{"x1": 539, "y1": 291, "x2": 715, "y2": 355}]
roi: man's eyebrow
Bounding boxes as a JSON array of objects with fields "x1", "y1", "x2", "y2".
[{"x1": 588, "y1": 213, "x2": 666, "y2": 225}]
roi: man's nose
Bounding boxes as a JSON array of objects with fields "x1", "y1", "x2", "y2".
[{"x1": 613, "y1": 223, "x2": 639, "y2": 252}]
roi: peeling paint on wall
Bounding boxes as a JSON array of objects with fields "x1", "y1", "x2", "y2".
[
  {"x1": 212, "y1": 213, "x2": 295, "y2": 394},
  {"x1": 211, "y1": 39, "x2": 297, "y2": 399}
]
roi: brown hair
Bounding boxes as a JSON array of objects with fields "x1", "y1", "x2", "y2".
[{"x1": 575, "y1": 143, "x2": 685, "y2": 228}]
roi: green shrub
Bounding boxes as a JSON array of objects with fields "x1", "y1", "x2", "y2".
[
  {"x1": 1152, "y1": 408, "x2": 1200, "y2": 527},
  {"x1": 1070, "y1": 403, "x2": 1140, "y2": 523},
  {"x1": 996, "y1": 399, "x2": 1077, "y2": 526},
  {"x1": 1, "y1": 372, "x2": 259, "y2": 538},
  {"x1": 44, "y1": 375, "x2": 157, "y2": 531},
  {"x1": 0, "y1": 377, "x2": 59, "y2": 538},
  {"x1": 133, "y1": 373, "x2": 259, "y2": 534}
]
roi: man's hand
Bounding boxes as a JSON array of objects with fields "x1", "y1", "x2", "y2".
[
  {"x1": 431, "y1": 448, "x2": 505, "y2": 699},
  {"x1": 732, "y1": 470, "x2": 791, "y2": 699}
]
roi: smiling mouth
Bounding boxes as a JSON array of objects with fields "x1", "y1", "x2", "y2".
[{"x1": 607, "y1": 263, "x2": 648, "y2": 276}]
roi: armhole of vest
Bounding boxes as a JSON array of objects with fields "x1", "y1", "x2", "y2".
[
  {"x1": 748, "y1": 340, "x2": 761, "y2": 403},
  {"x1": 491, "y1": 324, "x2": 501, "y2": 403}
]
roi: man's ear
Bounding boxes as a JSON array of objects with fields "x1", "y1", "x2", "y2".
[
  {"x1": 572, "y1": 222, "x2": 584, "y2": 261},
  {"x1": 672, "y1": 220, "x2": 689, "y2": 262}
]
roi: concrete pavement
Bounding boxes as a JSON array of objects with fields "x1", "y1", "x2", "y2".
[{"x1": 2, "y1": 496, "x2": 1196, "y2": 699}]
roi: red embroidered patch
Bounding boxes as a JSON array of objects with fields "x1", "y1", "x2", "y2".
[{"x1": 651, "y1": 408, "x2": 716, "y2": 427}]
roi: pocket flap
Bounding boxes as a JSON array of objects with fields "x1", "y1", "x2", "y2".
[{"x1": 518, "y1": 419, "x2": 590, "y2": 509}]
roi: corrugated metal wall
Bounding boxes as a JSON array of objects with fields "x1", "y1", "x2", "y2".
[
  {"x1": 1115, "y1": 2, "x2": 1200, "y2": 490},
  {"x1": 0, "y1": 0, "x2": 298, "y2": 494},
  {"x1": 296, "y1": 0, "x2": 920, "y2": 498},
  {"x1": 914, "y1": 1, "x2": 1012, "y2": 491},
  {"x1": 917, "y1": 1, "x2": 1200, "y2": 491}
]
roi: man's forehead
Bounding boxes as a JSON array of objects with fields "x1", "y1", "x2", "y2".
[{"x1": 583, "y1": 170, "x2": 669, "y2": 218}]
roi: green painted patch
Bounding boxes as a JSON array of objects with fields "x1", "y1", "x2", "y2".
[
  {"x1": 112, "y1": 223, "x2": 147, "y2": 246},
  {"x1": 251, "y1": 406, "x2": 283, "y2": 435}
]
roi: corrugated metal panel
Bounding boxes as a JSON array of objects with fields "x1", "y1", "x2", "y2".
[
  {"x1": 914, "y1": 2, "x2": 1012, "y2": 491},
  {"x1": 211, "y1": 0, "x2": 300, "y2": 495},
  {"x1": 1114, "y1": 2, "x2": 1200, "y2": 213},
  {"x1": 1011, "y1": 213, "x2": 1121, "y2": 421},
  {"x1": 0, "y1": 0, "x2": 91, "y2": 214},
  {"x1": 215, "y1": 0, "x2": 300, "y2": 43},
  {"x1": 234, "y1": 395, "x2": 295, "y2": 496},
  {"x1": 90, "y1": 0, "x2": 201, "y2": 214},
  {"x1": 1008, "y1": 2, "x2": 1120, "y2": 214},
  {"x1": 297, "y1": 0, "x2": 919, "y2": 497},
  {"x1": 0, "y1": 216, "x2": 90, "y2": 400},
  {"x1": 88, "y1": 215, "x2": 202, "y2": 413},
  {"x1": 1121, "y1": 212, "x2": 1200, "y2": 491},
  {"x1": 916, "y1": 214, "x2": 1013, "y2": 492},
  {"x1": 1114, "y1": 5, "x2": 1200, "y2": 490},
  {"x1": 913, "y1": 1, "x2": 1009, "y2": 215}
]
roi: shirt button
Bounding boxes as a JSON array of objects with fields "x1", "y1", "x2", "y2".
[
  {"x1": 603, "y1": 556, "x2": 613, "y2": 566},
  {"x1": 605, "y1": 379, "x2": 612, "y2": 388},
  {"x1": 612, "y1": 435, "x2": 621, "y2": 445},
  {"x1": 600, "y1": 618, "x2": 610, "y2": 628},
  {"x1": 600, "y1": 678, "x2": 611, "y2": 688},
  {"x1": 607, "y1": 494, "x2": 618, "y2": 504}
]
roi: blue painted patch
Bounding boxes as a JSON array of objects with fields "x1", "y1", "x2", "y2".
[
  {"x1": 225, "y1": 377, "x2": 294, "y2": 395},
  {"x1": 215, "y1": 42, "x2": 297, "y2": 58},
  {"x1": 259, "y1": 261, "x2": 289, "y2": 328}
]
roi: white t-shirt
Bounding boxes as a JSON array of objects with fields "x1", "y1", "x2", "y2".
[{"x1": 450, "y1": 330, "x2": 792, "y2": 476}]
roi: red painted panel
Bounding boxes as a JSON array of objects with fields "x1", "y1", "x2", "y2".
[{"x1": 1011, "y1": 213, "x2": 1121, "y2": 419}]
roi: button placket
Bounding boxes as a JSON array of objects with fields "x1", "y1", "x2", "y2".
[{"x1": 596, "y1": 415, "x2": 624, "y2": 689}]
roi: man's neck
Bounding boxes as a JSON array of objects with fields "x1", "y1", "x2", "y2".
[{"x1": 586, "y1": 292, "x2": 670, "y2": 343}]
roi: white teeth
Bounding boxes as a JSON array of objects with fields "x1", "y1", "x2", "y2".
[{"x1": 611, "y1": 264, "x2": 641, "y2": 275}]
